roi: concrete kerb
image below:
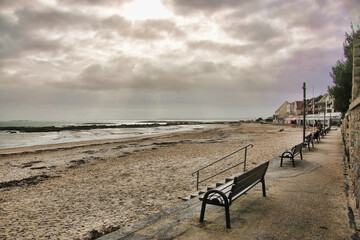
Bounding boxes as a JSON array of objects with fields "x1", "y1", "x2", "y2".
[{"x1": 99, "y1": 148, "x2": 322, "y2": 240}]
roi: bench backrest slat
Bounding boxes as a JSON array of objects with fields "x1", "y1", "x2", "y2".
[
  {"x1": 230, "y1": 172, "x2": 263, "y2": 198},
  {"x1": 229, "y1": 161, "x2": 269, "y2": 201},
  {"x1": 292, "y1": 143, "x2": 303, "y2": 154}
]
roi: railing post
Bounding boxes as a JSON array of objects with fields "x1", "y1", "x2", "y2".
[
  {"x1": 192, "y1": 144, "x2": 253, "y2": 190},
  {"x1": 196, "y1": 171, "x2": 199, "y2": 190},
  {"x1": 244, "y1": 147, "x2": 247, "y2": 172}
]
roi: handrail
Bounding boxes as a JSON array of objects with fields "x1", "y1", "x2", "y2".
[{"x1": 192, "y1": 144, "x2": 253, "y2": 190}]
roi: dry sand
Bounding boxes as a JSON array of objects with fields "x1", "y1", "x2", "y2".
[{"x1": 0, "y1": 123, "x2": 304, "y2": 239}]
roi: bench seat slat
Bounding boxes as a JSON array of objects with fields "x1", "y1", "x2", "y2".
[{"x1": 230, "y1": 179, "x2": 261, "y2": 201}]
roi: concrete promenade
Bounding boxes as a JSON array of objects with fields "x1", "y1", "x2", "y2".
[{"x1": 100, "y1": 129, "x2": 360, "y2": 240}]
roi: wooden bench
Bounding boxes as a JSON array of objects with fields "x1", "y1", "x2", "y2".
[
  {"x1": 280, "y1": 143, "x2": 303, "y2": 167},
  {"x1": 303, "y1": 133, "x2": 314, "y2": 151},
  {"x1": 313, "y1": 130, "x2": 321, "y2": 142},
  {"x1": 199, "y1": 161, "x2": 270, "y2": 228}
]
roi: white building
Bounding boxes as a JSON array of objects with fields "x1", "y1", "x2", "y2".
[{"x1": 295, "y1": 112, "x2": 342, "y2": 127}]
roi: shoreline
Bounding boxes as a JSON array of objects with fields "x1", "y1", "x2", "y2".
[
  {"x1": 0, "y1": 124, "x2": 223, "y2": 155},
  {"x1": 0, "y1": 120, "x2": 240, "y2": 133},
  {"x1": 0, "y1": 121, "x2": 238, "y2": 151},
  {"x1": 1, "y1": 123, "x2": 304, "y2": 239}
]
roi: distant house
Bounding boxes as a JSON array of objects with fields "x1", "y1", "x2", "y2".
[
  {"x1": 274, "y1": 93, "x2": 341, "y2": 126},
  {"x1": 274, "y1": 101, "x2": 290, "y2": 123},
  {"x1": 306, "y1": 95, "x2": 323, "y2": 114},
  {"x1": 290, "y1": 101, "x2": 303, "y2": 116},
  {"x1": 318, "y1": 93, "x2": 335, "y2": 114}
]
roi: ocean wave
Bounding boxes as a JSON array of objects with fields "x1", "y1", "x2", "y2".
[{"x1": 0, "y1": 121, "x2": 237, "y2": 133}]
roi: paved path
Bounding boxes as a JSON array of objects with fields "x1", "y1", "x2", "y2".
[{"x1": 100, "y1": 129, "x2": 360, "y2": 240}]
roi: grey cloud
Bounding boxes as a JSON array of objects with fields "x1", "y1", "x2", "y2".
[
  {"x1": 0, "y1": 5, "x2": 185, "y2": 64},
  {"x1": 258, "y1": 0, "x2": 358, "y2": 33},
  {"x1": 277, "y1": 47, "x2": 342, "y2": 95},
  {"x1": 51, "y1": 56, "x2": 247, "y2": 92},
  {"x1": 167, "y1": 0, "x2": 261, "y2": 16},
  {"x1": 264, "y1": 1, "x2": 332, "y2": 30},
  {"x1": 101, "y1": 16, "x2": 184, "y2": 39},
  {"x1": 50, "y1": 55, "x2": 140, "y2": 91},
  {"x1": 59, "y1": 0, "x2": 132, "y2": 7},
  {"x1": 0, "y1": 0, "x2": 103, "y2": 30},
  {"x1": 225, "y1": 21, "x2": 281, "y2": 43},
  {"x1": 15, "y1": 8, "x2": 97, "y2": 31},
  {"x1": 100, "y1": 15, "x2": 130, "y2": 29},
  {"x1": 131, "y1": 19, "x2": 185, "y2": 39},
  {"x1": 345, "y1": 6, "x2": 360, "y2": 18},
  {"x1": 13, "y1": 7, "x2": 184, "y2": 41},
  {"x1": 187, "y1": 37, "x2": 289, "y2": 56},
  {"x1": 187, "y1": 40, "x2": 254, "y2": 55},
  {"x1": 0, "y1": 13, "x2": 63, "y2": 59},
  {"x1": 0, "y1": 0, "x2": 37, "y2": 10},
  {"x1": 54, "y1": 64, "x2": 132, "y2": 91},
  {"x1": 0, "y1": 7, "x2": 96, "y2": 60},
  {"x1": 51, "y1": 53, "x2": 285, "y2": 97},
  {"x1": 198, "y1": 0, "x2": 357, "y2": 43}
]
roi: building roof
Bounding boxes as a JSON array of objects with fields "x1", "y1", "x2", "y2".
[
  {"x1": 318, "y1": 93, "x2": 330, "y2": 103},
  {"x1": 275, "y1": 101, "x2": 289, "y2": 114}
]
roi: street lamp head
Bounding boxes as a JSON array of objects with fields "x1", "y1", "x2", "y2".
[{"x1": 303, "y1": 82, "x2": 306, "y2": 89}]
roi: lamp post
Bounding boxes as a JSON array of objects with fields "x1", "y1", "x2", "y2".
[
  {"x1": 324, "y1": 101, "x2": 326, "y2": 129},
  {"x1": 303, "y1": 82, "x2": 306, "y2": 143}
]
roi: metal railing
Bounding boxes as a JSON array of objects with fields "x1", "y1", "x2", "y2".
[{"x1": 191, "y1": 144, "x2": 253, "y2": 190}]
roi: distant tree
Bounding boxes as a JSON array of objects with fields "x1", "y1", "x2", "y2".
[
  {"x1": 328, "y1": 25, "x2": 360, "y2": 118},
  {"x1": 265, "y1": 117, "x2": 273, "y2": 122}
]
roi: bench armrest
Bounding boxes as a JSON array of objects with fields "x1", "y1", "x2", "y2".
[
  {"x1": 202, "y1": 189, "x2": 230, "y2": 206},
  {"x1": 280, "y1": 150, "x2": 294, "y2": 158}
]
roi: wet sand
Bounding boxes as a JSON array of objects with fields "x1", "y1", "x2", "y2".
[{"x1": 0, "y1": 123, "x2": 304, "y2": 239}]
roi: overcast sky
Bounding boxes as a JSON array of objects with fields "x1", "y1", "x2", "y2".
[{"x1": 1, "y1": 0, "x2": 359, "y2": 121}]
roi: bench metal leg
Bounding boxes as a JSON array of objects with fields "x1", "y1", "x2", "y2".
[
  {"x1": 199, "y1": 200, "x2": 206, "y2": 223},
  {"x1": 280, "y1": 156, "x2": 283, "y2": 167},
  {"x1": 292, "y1": 157, "x2": 295, "y2": 167},
  {"x1": 300, "y1": 151, "x2": 303, "y2": 160},
  {"x1": 225, "y1": 204, "x2": 231, "y2": 229},
  {"x1": 201, "y1": 190, "x2": 232, "y2": 228},
  {"x1": 261, "y1": 178, "x2": 266, "y2": 197}
]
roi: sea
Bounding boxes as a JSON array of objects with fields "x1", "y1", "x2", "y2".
[{"x1": 0, "y1": 119, "x2": 236, "y2": 150}]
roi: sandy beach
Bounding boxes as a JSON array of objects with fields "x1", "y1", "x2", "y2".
[{"x1": 0, "y1": 123, "x2": 304, "y2": 239}]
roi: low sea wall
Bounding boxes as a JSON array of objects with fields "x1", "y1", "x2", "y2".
[
  {"x1": 342, "y1": 98, "x2": 360, "y2": 208},
  {"x1": 342, "y1": 31, "x2": 360, "y2": 209}
]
